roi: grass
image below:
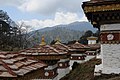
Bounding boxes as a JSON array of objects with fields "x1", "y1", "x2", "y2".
[
  {"x1": 61, "y1": 58, "x2": 120, "y2": 80},
  {"x1": 61, "y1": 58, "x2": 101, "y2": 80}
]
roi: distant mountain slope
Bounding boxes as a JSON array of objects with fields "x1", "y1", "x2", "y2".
[
  {"x1": 27, "y1": 21, "x2": 96, "y2": 47},
  {"x1": 65, "y1": 21, "x2": 96, "y2": 32},
  {"x1": 28, "y1": 27, "x2": 84, "y2": 46},
  {"x1": 36, "y1": 21, "x2": 97, "y2": 32}
]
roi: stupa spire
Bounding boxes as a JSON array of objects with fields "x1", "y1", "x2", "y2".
[
  {"x1": 40, "y1": 35, "x2": 46, "y2": 46},
  {"x1": 55, "y1": 37, "x2": 61, "y2": 44}
]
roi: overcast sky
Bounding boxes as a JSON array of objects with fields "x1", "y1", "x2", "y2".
[{"x1": 0, "y1": 0, "x2": 89, "y2": 30}]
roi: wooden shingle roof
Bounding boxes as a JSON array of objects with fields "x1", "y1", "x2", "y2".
[
  {"x1": 21, "y1": 45, "x2": 62, "y2": 55},
  {"x1": 68, "y1": 42, "x2": 90, "y2": 51},
  {"x1": 51, "y1": 43, "x2": 70, "y2": 54},
  {"x1": 0, "y1": 51, "x2": 46, "y2": 77}
]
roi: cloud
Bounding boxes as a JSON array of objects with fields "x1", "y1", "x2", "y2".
[
  {"x1": 0, "y1": 0, "x2": 89, "y2": 15},
  {"x1": 19, "y1": 0, "x2": 90, "y2": 15},
  {"x1": 19, "y1": 0, "x2": 60, "y2": 15},
  {"x1": 1, "y1": 0, "x2": 89, "y2": 31},
  {"x1": 0, "y1": 0, "x2": 25, "y2": 6},
  {"x1": 18, "y1": 12, "x2": 86, "y2": 31},
  {"x1": 79, "y1": 15, "x2": 88, "y2": 22}
]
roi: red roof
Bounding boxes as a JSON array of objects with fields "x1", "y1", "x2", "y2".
[
  {"x1": 68, "y1": 42, "x2": 90, "y2": 50},
  {"x1": 51, "y1": 43, "x2": 69, "y2": 54},
  {"x1": 20, "y1": 45, "x2": 63, "y2": 55},
  {"x1": 0, "y1": 51, "x2": 46, "y2": 77}
]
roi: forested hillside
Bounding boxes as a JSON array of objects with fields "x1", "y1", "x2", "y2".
[{"x1": 27, "y1": 27, "x2": 84, "y2": 47}]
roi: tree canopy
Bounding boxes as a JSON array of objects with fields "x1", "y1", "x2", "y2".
[
  {"x1": 0, "y1": 10, "x2": 21, "y2": 51},
  {"x1": 79, "y1": 30, "x2": 99, "y2": 44}
]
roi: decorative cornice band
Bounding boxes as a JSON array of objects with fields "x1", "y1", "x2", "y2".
[{"x1": 84, "y1": 4, "x2": 120, "y2": 13}]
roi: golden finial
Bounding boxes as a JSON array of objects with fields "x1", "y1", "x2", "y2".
[
  {"x1": 55, "y1": 37, "x2": 61, "y2": 44},
  {"x1": 75, "y1": 40, "x2": 79, "y2": 44},
  {"x1": 92, "y1": 21, "x2": 97, "y2": 25},
  {"x1": 40, "y1": 35, "x2": 46, "y2": 46}
]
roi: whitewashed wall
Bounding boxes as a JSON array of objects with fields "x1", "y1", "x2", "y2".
[
  {"x1": 88, "y1": 40, "x2": 96, "y2": 44},
  {"x1": 57, "y1": 58, "x2": 70, "y2": 80},
  {"x1": 100, "y1": 24, "x2": 120, "y2": 31},
  {"x1": 101, "y1": 44, "x2": 120, "y2": 74},
  {"x1": 98, "y1": 24, "x2": 120, "y2": 74},
  {"x1": 57, "y1": 67, "x2": 70, "y2": 80}
]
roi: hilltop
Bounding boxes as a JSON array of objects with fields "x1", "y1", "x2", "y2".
[{"x1": 27, "y1": 21, "x2": 97, "y2": 47}]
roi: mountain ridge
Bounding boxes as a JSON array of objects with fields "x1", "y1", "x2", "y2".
[
  {"x1": 32, "y1": 21, "x2": 96, "y2": 32},
  {"x1": 27, "y1": 21, "x2": 97, "y2": 47}
]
